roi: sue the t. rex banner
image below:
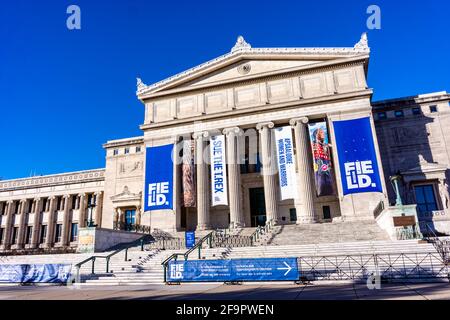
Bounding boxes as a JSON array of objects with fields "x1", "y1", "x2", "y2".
[{"x1": 308, "y1": 122, "x2": 336, "y2": 197}]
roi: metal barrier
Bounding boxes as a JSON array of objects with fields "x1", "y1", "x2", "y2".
[{"x1": 298, "y1": 252, "x2": 449, "y2": 282}]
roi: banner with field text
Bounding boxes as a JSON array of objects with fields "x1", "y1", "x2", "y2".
[
  {"x1": 274, "y1": 126, "x2": 296, "y2": 200},
  {"x1": 144, "y1": 144, "x2": 174, "y2": 211},
  {"x1": 308, "y1": 121, "x2": 336, "y2": 197},
  {"x1": 210, "y1": 135, "x2": 228, "y2": 206},
  {"x1": 182, "y1": 139, "x2": 196, "y2": 207},
  {"x1": 333, "y1": 117, "x2": 383, "y2": 195}
]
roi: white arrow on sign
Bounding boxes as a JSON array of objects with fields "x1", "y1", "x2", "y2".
[{"x1": 277, "y1": 261, "x2": 293, "y2": 276}]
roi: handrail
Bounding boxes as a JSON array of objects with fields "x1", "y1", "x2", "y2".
[
  {"x1": 73, "y1": 234, "x2": 152, "y2": 283},
  {"x1": 161, "y1": 231, "x2": 215, "y2": 283},
  {"x1": 422, "y1": 222, "x2": 449, "y2": 263}
]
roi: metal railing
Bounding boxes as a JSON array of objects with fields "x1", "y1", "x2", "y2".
[
  {"x1": 113, "y1": 222, "x2": 152, "y2": 234},
  {"x1": 373, "y1": 200, "x2": 385, "y2": 218},
  {"x1": 396, "y1": 224, "x2": 423, "y2": 240},
  {"x1": 421, "y1": 222, "x2": 450, "y2": 263},
  {"x1": 73, "y1": 234, "x2": 152, "y2": 283},
  {"x1": 298, "y1": 252, "x2": 449, "y2": 281},
  {"x1": 161, "y1": 231, "x2": 214, "y2": 283},
  {"x1": 250, "y1": 219, "x2": 275, "y2": 244}
]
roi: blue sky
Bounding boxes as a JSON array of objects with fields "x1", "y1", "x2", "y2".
[{"x1": 0, "y1": 0, "x2": 449, "y2": 180}]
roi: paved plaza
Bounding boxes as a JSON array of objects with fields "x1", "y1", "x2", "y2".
[{"x1": 0, "y1": 281, "x2": 449, "y2": 300}]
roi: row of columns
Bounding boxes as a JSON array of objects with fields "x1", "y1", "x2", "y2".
[
  {"x1": 190, "y1": 117, "x2": 317, "y2": 230},
  {"x1": 0, "y1": 192, "x2": 103, "y2": 250}
]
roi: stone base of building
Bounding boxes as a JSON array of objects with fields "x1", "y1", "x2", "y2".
[{"x1": 76, "y1": 227, "x2": 144, "y2": 253}]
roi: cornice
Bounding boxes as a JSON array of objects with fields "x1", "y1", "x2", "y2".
[
  {"x1": 0, "y1": 169, "x2": 105, "y2": 192},
  {"x1": 137, "y1": 38, "x2": 370, "y2": 98},
  {"x1": 139, "y1": 56, "x2": 368, "y2": 101}
]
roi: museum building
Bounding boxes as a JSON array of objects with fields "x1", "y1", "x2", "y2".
[{"x1": 0, "y1": 34, "x2": 449, "y2": 253}]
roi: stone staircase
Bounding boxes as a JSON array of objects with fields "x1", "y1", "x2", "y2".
[{"x1": 259, "y1": 220, "x2": 391, "y2": 246}]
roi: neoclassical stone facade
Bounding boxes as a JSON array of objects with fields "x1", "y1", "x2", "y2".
[{"x1": 1, "y1": 34, "x2": 449, "y2": 252}]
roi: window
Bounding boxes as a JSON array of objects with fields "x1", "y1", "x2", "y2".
[
  {"x1": 136, "y1": 146, "x2": 141, "y2": 153},
  {"x1": 113, "y1": 149, "x2": 119, "y2": 156},
  {"x1": 0, "y1": 228, "x2": 4, "y2": 244},
  {"x1": 394, "y1": 110, "x2": 404, "y2": 118},
  {"x1": 429, "y1": 105, "x2": 438, "y2": 113},
  {"x1": 124, "y1": 147, "x2": 130, "y2": 154},
  {"x1": 55, "y1": 224, "x2": 63, "y2": 243},
  {"x1": 377, "y1": 112, "x2": 387, "y2": 120},
  {"x1": 25, "y1": 226, "x2": 33, "y2": 244},
  {"x1": 0, "y1": 203, "x2": 4, "y2": 215},
  {"x1": 70, "y1": 223, "x2": 78, "y2": 242},
  {"x1": 289, "y1": 208, "x2": 297, "y2": 223},
  {"x1": 414, "y1": 184, "x2": 438, "y2": 213},
  {"x1": 12, "y1": 227, "x2": 19, "y2": 244},
  {"x1": 125, "y1": 210, "x2": 136, "y2": 225},
  {"x1": 323, "y1": 206, "x2": 332, "y2": 220},
  {"x1": 412, "y1": 107, "x2": 421, "y2": 115},
  {"x1": 39, "y1": 225, "x2": 47, "y2": 244}
]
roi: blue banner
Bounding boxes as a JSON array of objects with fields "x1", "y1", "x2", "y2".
[
  {"x1": 0, "y1": 264, "x2": 72, "y2": 283},
  {"x1": 144, "y1": 144, "x2": 174, "y2": 211},
  {"x1": 333, "y1": 117, "x2": 382, "y2": 195},
  {"x1": 167, "y1": 258, "x2": 299, "y2": 282},
  {"x1": 185, "y1": 231, "x2": 195, "y2": 249}
]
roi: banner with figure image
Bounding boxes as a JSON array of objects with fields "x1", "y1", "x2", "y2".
[
  {"x1": 182, "y1": 140, "x2": 196, "y2": 207},
  {"x1": 144, "y1": 144, "x2": 174, "y2": 211},
  {"x1": 333, "y1": 117, "x2": 382, "y2": 195},
  {"x1": 308, "y1": 122, "x2": 336, "y2": 196},
  {"x1": 274, "y1": 126, "x2": 296, "y2": 200},
  {"x1": 210, "y1": 135, "x2": 228, "y2": 206}
]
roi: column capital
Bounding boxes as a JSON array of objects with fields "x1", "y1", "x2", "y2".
[
  {"x1": 19, "y1": 199, "x2": 27, "y2": 203},
  {"x1": 63, "y1": 194, "x2": 71, "y2": 199},
  {"x1": 289, "y1": 117, "x2": 309, "y2": 126},
  {"x1": 223, "y1": 127, "x2": 242, "y2": 136},
  {"x1": 192, "y1": 131, "x2": 209, "y2": 139},
  {"x1": 94, "y1": 191, "x2": 103, "y2": 196},
  {"x1": 78, "y1": 193, "x2": 86, "y2": 198},
  {"x1": 48, "y1": 196, "x2": 57, "y2": 201},
  {"x1": 6, "y1": 200, "x2": 14, "y2": 205},
  {"x1": 256, "y1": 122, "x2": 274, "y2": 131},
  {"x1": 33, "y1": 197, "x2": 41, "y2": 202}
]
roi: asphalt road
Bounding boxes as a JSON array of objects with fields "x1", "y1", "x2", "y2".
[{"x1": 0, "y1": 281, "x2": 449, "y2": 300}]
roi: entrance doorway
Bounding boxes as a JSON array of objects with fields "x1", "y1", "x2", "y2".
[
  {"x1": 124, "y1": 209, "x2": 136, "y2": 225},
  {"x1": 250, "y1": 187, "x2": 266, "y2": 227}
]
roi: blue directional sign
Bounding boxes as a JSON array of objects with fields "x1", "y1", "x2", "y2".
[
  {"x1": 185, "y1": 231, "x2": 195, "y2": 249},
  {"x1": 167, "y1": 257, "x2": 299, "y2": 282}
]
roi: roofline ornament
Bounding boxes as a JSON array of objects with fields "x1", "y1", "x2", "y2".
[
  {"x1": 137, "y1": 35, "x2": 371, "y2": 97},
  {"x1": 231, "y1": 35, "x2": 251, "y2": 53},
  {"x1": 354, "y1": 32, "x2": 369, "y2": 49}
]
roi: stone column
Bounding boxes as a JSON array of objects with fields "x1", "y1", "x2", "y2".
[
  {"x1": 61, "y1": 195, "x2": 72, "y2": 246},
  {"x1": 31, "y1": 198, "x2": 42, "y2": 248},
  {"x1": 78, "y1": 193, "x2": 87, "y2": 228},
  {"x1": 3, "y1": 201, "x2": 14, "y2": 249},
  {"x1": 256, "y1": 122, "x2": 279, "y2": 225},
  {"x1": 45, "y1": 196, "x2": 57, "y2": 247},
  {"x1": 290, "y1": 117, "x2": 317, "y2": 224},
  {"x1": 17, "y1": 199, "x2": 28, "y2": 249},
  {"x1": 193, "y1": 131, "x2": 211, "y2": 230},
  {"x1": 94, "y1": 192, "x2": 103, "y2": 227},
  {"x1": 224, "y1": 127, "x2": 245, "y2": 228}
]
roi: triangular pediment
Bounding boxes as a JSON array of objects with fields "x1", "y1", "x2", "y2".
[{"x1": 136, "y1": 34, "x2": 370, "y2": 98}]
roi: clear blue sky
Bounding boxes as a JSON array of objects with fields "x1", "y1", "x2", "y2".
[{"x1": 1, "y1": 0, "x2": 449, "y2": 180}]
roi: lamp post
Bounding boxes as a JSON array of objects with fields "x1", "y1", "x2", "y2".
[
  {"x1": 389, "y1": 172, "x2": 403, "y2": 206},
  {"x1": 87, "y1": 197, "x2": 96, "y2": 228}
]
